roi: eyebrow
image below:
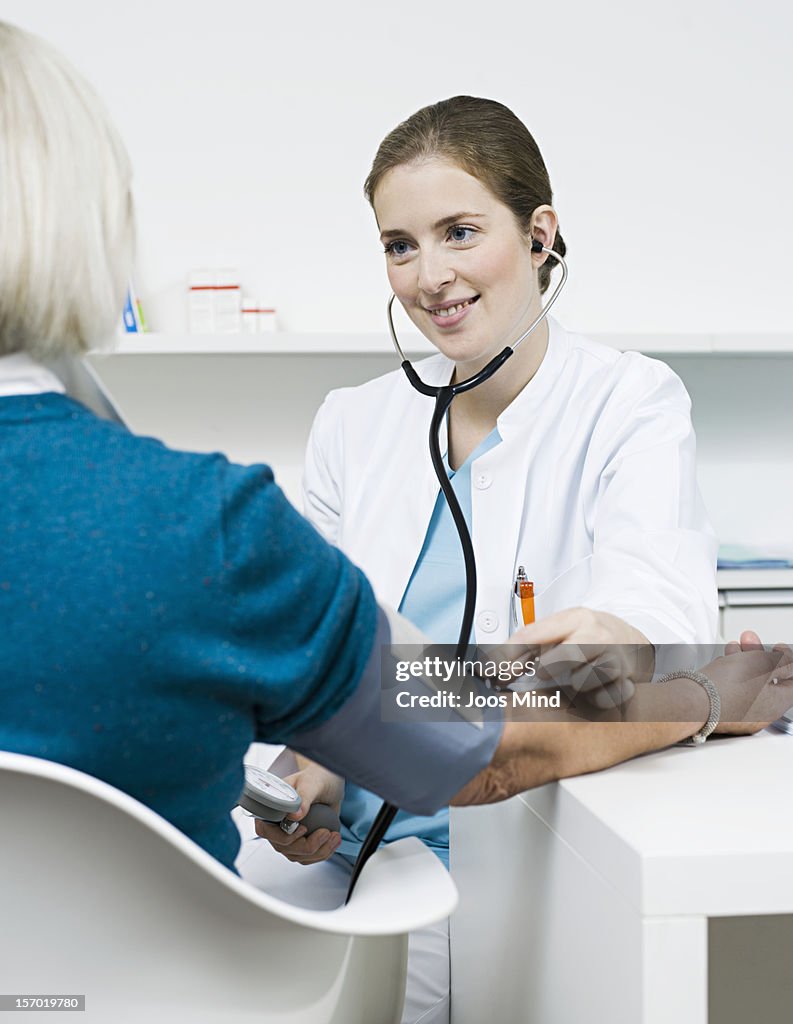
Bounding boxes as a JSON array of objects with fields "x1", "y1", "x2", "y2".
[{"x1": 379, "y1": 212, "x2": 486, "y2": 241}]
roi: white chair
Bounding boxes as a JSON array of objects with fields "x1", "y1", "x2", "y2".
[{"x1": 0, "y1": 751, "x2": 457, "y2": 1024}]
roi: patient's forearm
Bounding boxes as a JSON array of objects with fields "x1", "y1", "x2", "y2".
[{"x1": 452, "y1": 677, "x2": 709, "y2": 806}]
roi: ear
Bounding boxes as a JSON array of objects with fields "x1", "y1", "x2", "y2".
[{"x1": 528, "y1": 205, "x2": 559, "y2": 266}]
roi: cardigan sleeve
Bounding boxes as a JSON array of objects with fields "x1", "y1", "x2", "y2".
[
  {"x1": 218, "y1": 460, "x2": 374, "y2": 737},
  {"x1": 217, "y1": 460, "x2": 501, "y2": 813}
]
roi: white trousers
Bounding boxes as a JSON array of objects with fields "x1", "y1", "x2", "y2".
[{"x1": 235, "y1": 823, "x2": 450, "y2": 1024}]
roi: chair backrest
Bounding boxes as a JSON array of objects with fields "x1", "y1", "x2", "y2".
[{"x1": 0, "y1": 752, "x2": 457, "y2": 1024}]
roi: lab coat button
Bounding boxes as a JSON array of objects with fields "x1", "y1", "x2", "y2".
[
  {"x1": 474, "y1": 472, "x2": 492, "y2": 490},
  {"x1": 477, "y1": 611, "x2": 499, "y2": 633}
]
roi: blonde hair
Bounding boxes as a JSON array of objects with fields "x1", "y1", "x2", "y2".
[{"x1": 0, "y1": 21, "x2": 134, "y2": 358}]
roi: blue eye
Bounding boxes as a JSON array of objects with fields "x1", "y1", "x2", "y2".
[
  {"x1": 448, "y1": 225, "x2": 476, "y2": 243},
  {"x1": 384, "y1": 239, "x2": 414, "y2": 259}
]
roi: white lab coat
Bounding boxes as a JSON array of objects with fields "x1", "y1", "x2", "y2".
[{"x1": 303, "y1": 318, "x2": 719, "y2": 646}]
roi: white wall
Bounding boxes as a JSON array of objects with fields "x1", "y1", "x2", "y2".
[
  {"x1": 664, "y1": 355, "x2": 793, "y2": 550},
  {"x1": 4, "y1": 0, "x2": 792, "y2": 335},
  {"x1": 7, "y1": 1, "x2": 793, "y2": 553}
]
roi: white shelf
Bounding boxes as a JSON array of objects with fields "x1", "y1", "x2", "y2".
[
  {"x1": 717, "y1": 569, "x2": 793, "y2": 593},
  {"x1": 717, "y1": 569, "x2": 793, "y2": 590},
  {"x1": 108, "y1": 333, "x2": 434, "y2": 356},
  {"x1": 105, "y1": 333, "x2": 793, "y2": 357},
  {"x1": 594, "y1": 333, "x2": 793, "y2": 355}
]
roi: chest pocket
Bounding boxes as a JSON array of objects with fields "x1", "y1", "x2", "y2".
[{"x1": 521, "y1": 555, "x2": 594, "y2": 621}]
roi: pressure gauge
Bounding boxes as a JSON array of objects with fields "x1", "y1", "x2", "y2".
[{"x1": 238, "y1": 764, "x2": 341, "y2": 836}]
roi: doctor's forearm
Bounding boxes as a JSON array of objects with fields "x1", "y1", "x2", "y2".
[
  {"x1": 451, "y1": 678, "x2": 709, "y2": 806},
  {"x1": 293, "y1": 753, "x2": 344, "y2": 788}
]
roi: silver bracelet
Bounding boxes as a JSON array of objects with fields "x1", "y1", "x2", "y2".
[{"x1": 654, "y1": 669, "x2": 721, "y2": 745}]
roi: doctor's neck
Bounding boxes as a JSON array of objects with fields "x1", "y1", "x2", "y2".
[
  {"x1": 450, "y1": 315, "x2": 549, "y2": 422},
  {"x1": 446, "y1": 317, "x2": 548, "y2": 469}
]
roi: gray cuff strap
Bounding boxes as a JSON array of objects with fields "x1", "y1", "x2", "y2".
[{"x1": 287, "y1": 605, "x2": 503, "y2": 815}]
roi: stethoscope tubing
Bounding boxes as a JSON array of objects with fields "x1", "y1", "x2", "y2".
[
  {"x1": 389, "y1": 244, "x2": 568, "y2": 661},
  {"x1": 346, "y1": 247, "x2": 567, "y2": 901}
]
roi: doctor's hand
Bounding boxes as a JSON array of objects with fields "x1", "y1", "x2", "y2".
[
  {"x1": 504, "y1": 607, "x2": 654, "y2": 710},
  {"x1": 254, "y1": 761, "x2": 344, "y2": 865}
]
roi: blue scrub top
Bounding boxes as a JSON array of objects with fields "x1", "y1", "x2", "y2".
[{"x1": 336, "y1": 427, "x2": 502, "y2": 867}]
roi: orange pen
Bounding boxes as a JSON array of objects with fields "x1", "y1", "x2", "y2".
[{"x1": 514, "y1": 565, "x2": 535, "y2": 626}]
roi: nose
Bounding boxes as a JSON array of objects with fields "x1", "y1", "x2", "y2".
[{"x1": 417, "y1": 247, "x2": 455, "y2": 297}]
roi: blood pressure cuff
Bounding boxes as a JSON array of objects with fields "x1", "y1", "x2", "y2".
[{"x1": 286, "y1": 604, "x2": 503, "y2": 816}]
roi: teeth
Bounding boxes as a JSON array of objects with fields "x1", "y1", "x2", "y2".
[{"x1": 433, "y1": 298, "x2": 474, "y2": 317}]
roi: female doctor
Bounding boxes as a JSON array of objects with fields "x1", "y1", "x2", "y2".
[
  {"x1": 257, "y1": 95, "x2": 719, "y2": 1022},
  {"x1": 305, "y1": 95, "x2": 717, "y2": 653}
]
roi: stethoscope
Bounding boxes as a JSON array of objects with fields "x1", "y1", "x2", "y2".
[{"x1": 344, "y1": 241, "x2": 569, "y2": 899}]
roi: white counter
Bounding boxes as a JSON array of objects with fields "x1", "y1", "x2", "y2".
[{"x1": 450, "y1": 729, "x2": 793, "y2": 1023}]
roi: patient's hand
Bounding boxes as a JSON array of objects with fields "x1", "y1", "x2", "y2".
[
  {"x1": 716, "y1": 630, "x2": 793, "y2": 733},
  {"x1": 725, "y1": 629, "x2": 764, "y2": 654},
  {"x1": 254, "y1": 761, "x2": 344, "y2": 865}
]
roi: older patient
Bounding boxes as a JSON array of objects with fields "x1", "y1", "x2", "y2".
[{"x1": 0, "y1": 21, "x2": 521, "y2": 871}]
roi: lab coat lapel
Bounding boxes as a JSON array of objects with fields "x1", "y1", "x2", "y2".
[
  {"x1": 471, "y1": 320, "x2": 569, "y2": 641},
  {"x1": 345, "y1": 358, "x2": 450, "y2": 609},
  {"x1": 470, "y1": 435, "x2": 537, "y2": 642}
]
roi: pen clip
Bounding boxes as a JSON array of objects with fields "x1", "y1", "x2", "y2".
[
  {"x1": 512, "y1": 566, "x2": 535, "y2": 627},
  {"x1": 511, "y1": 565, "x2": 526, "y2": 629}
]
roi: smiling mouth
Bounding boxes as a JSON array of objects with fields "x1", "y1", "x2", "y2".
[{"x1": 426, "y1": 296, "x2": 480, "y2": 318}]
